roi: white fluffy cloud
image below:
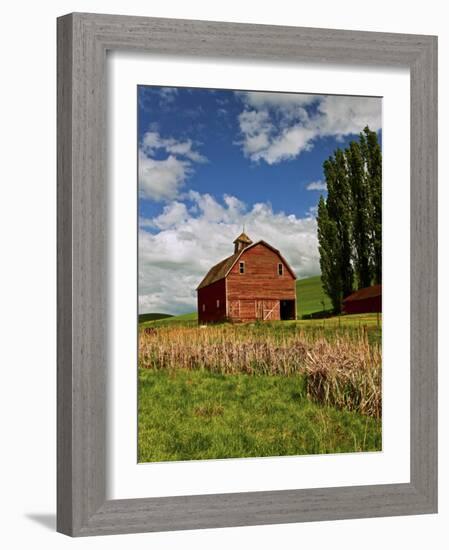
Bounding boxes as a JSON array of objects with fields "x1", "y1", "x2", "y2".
[
  {"x1": 139, "y1": 193, "x2": 320, "y2": 314},
  {"x1": 141, "y1": 131, "x2": 206, "y2": 163},
  {"x1": 157, "y1": 87, "x2": 178, "y2": 104},
  {"x1": 237, "y1": 91, "x2": 318, "y2": 111},
  {"x1": 237, "y1": 92, "x2": 381, "y2": 165},
  {"x1": 315, "y1": 95, "x2": 382, "y2": 137},
  {"x1": 139, "y1": 131, "x2": 206, "y2": 201},
  {"x1": 139, "y1": 151, "x2": 191, "y2": 202},
  {"x1": 143, "y1": 201, "x2": 190, "y2": 230},
  {"x1": 306, "y1": 180, "x2": 327, "y2": 191}
]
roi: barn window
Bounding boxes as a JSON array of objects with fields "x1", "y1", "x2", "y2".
[
  {"x1": 239, "y1": 261, "x2": 245, "y2": 274},
  {"x1": 202, "y1": 304, "x2": 205, "y2": 312},
  {"x1": 278, "y1": 263, "x2": 284, "y2": 276},
  {"x1": 216, "y1": 299, "x2": 220, "y2": 308}
]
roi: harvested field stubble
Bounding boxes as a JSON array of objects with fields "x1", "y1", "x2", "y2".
[{"x1": 139, "y1": 324, "x2": 381, "y2": 418}]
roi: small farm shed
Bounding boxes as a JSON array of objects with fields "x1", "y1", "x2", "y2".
[
  {"x1": 196, "y1": 232, "x2": 297, "y2": 323},
  {"x1": 342, "y1": 284, "x2": 382, "y2": 314}
]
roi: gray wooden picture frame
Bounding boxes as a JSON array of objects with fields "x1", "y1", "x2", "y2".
[{"x1": 57, "y1": 12, "x2": 438, "y2": 537}]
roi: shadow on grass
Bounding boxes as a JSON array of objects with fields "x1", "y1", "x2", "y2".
[{"x1": 301, "y1": 309, "x2": 335, "y2": 320}]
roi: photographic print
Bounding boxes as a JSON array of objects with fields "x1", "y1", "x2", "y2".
[{"x1": 138, "y1": 86, "x2": 382, "y2": 463}]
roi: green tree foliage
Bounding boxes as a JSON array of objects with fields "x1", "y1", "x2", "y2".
[
  {"x1": 346, "y1": 140, "x2": 372, "y2": 288},
  {"x1": 317, "y1": 196, "x2": 342, "y2": 313},
  {"x1": 317, "y1": 127, "x2": 382, "y2": 311},
  {"x1": 360, "y1": 126, "x2": 382, "y2": 284},
  {"x1": 324, "y1": 149, "x2": 354, "y2": 298}
]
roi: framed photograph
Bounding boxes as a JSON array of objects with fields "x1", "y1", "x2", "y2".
[
  {"x1": 135, "y1": 85, "x2": 384, "y2": 465},
  {"x1": 57, "y1": 13, "x2": 437, "y2": 536}
]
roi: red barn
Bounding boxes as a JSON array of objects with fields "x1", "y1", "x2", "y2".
[
  {"x1": 196, "y1": 232, "x2": 297, "y2": 323},
  {"x1": 342, "y1": 284, "x2": 382, "y2": 314}
]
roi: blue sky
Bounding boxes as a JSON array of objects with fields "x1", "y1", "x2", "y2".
[{"x1": 138, "y1": 86, "x2": 381, "y2": 314}]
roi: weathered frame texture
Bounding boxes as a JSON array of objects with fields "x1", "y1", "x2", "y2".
[{"x1": 57, "y1": 12, "x2": 438, "y2": 536}]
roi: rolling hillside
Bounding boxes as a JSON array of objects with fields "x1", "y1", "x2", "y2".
[
  {"x1": 296, "y1": 275, "x2": 332, "y2": 318},
  {"x1": 138, "y1": 313, "x2": 173, "y2": 323},
  {"x1": 140, "y1": 311, "x2": 198, "y2": 327}
]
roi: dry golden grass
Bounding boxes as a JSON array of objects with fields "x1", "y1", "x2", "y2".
[
  {"x1": 303, "y1": 337, "x2": 381, "y2": 418},
  {"x1": 139, "y1": 324, "x2": 381, "y2": 418}
]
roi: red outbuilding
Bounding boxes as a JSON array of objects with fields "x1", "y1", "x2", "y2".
[
  {"x1": 342, "y1": 284, "x2": 382, "y2": 315},
  {"x1": 196, "y1": 233, "x2": 297, "y2": 323}
]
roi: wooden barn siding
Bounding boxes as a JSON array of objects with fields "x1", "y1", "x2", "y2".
[
  {"x1": 226, "y1": 244, "x2": 296, "y2": 302},
  {"x1": 197, "y1": 278, "x2": 227, "y2": 323},
  {"x1": 228, "y1": 299, "x2": 280, "y2": 321},
  {"x1": 226, "y1": 244, "x2": 295, "y2": 322},
  {"x1": 343, "y1": 295, "x2": 382, "y2": 314}
]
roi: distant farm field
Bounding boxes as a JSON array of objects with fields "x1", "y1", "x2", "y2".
[
  {"x1": 296, "y1": 275, "x2": 332, "y2": 317},
  {"x1": 138, "y1": 312, "x2": 173, "y2": 323}
]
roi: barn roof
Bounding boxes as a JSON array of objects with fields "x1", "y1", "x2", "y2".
[
  {"x1": 233, "y1": 232, "x2": 252, "y2": 245},
  {"x1": 343, "y1": 284, "x2": 382, "y2": 303},
  {"x1": 196, "y1": 240, "x2": 296, "y2": 290},
  {"x1": 196, "y1": 252, "x2": 240, "y2": 290}
]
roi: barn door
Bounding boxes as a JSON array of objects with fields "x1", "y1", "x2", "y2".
[
  {"x1": 255, "y1": 300, "x2": 263, "y2": 320},
  {"x1": 228, "y1": 300, "x2": 240, "y2": 320},
  {"x1": 263, "y1": 300, "x2": 278, "y2": 320}
]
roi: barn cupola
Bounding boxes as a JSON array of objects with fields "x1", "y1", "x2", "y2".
[{"x1": 233, "y1": 232, "x2": 253, "y2": 254}]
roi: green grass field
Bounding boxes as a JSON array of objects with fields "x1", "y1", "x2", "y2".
[
  {"x1": 138, "y1": 312, "x2": 173, "y2": 323},
  {"x1": 138, "y1": 369, "x2": 381, "y2": 462},
  {"x1": 296, "y1": 275, "x2": 332, "y2": 317},
  {"x1": 140, "y1": 311, "x2": 197, "y2": 328},
  {"x1": 138, "y1": 275, "x2": 382, "y2": 462}
]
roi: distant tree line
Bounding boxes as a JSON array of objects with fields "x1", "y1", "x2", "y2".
[{"x1": 317, "y1": 126, "x2": 382, "y2": 313}]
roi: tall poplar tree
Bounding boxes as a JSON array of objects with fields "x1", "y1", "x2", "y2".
[
  {"x1": 316, "y1": 125, "x2": 382, "y2": 309},
  {"x1": 346, "y1": 140, "x2": 372, "y2": 289},
  {"x1": 324, "y1": 149, "x2": 353, "y2": 298},
  {"x1": 360, "y1": 126, "x2": 382, "y2": 283},
  {"x1": 317, "y1": 196, "x2": 342, "y2": 312}
]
